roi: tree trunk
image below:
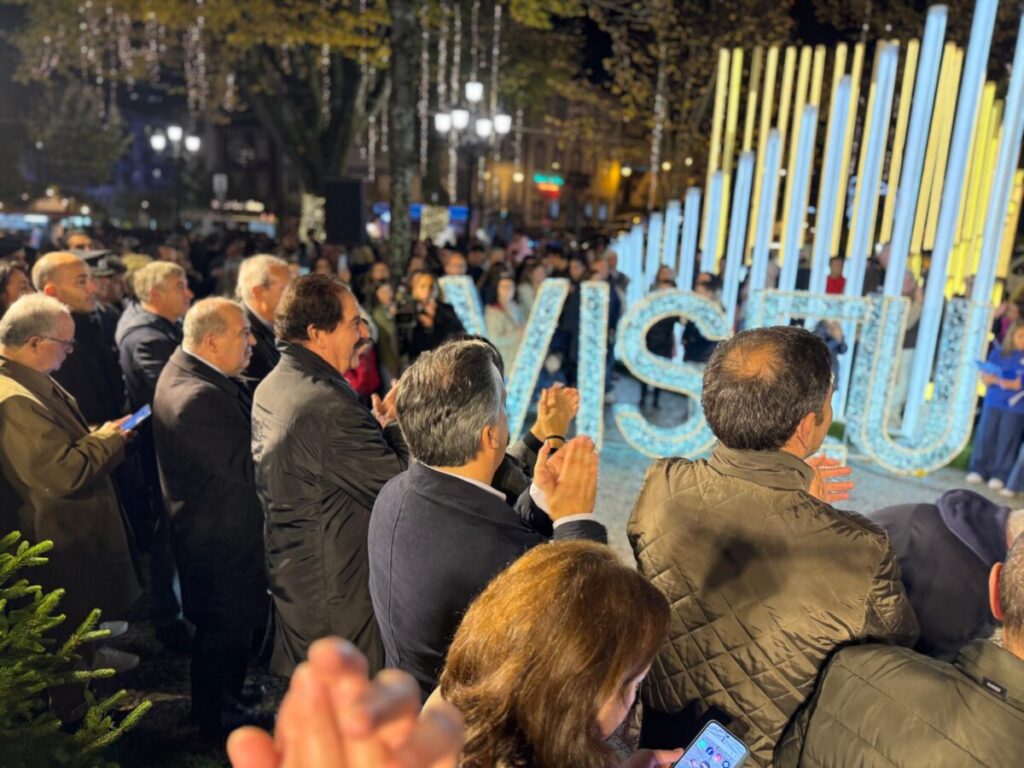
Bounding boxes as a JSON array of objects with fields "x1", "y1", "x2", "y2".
[{"x1": 387, "y1": 0, "x2": 417, "y2": 275}]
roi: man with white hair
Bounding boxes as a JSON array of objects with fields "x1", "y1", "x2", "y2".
[
  {"x1": 115, "y1": 260, "x2": 194, "y2": 652},
  {"x1": 236, "y1": 254, "x2": 290, "y2": 392},
  {"x1": 153, "y1": 298, "x2": 268, "y2": 737},
  {"x1": 32, "y1": 251, "x2": 126, "y2": 428},
  {"x1": 0, "y1": 294, "x2": 140, "y2": 668}
]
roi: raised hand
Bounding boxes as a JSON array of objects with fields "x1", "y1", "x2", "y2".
[
  {"x1": 530, "y1": 384, "x2": 580, "y2": 444},
  {"x1": 805, "y1": 454, "x2": 854, "y2": 505},
  {"x1": 371, "y1": 381, "x2": 400, "y2": 429},
  {"x1": 533, "y1": 435, "x2": 598, "y2": 520},
  {"x1": 226, "y1": 637, "x2": 464, "y2": 768}
]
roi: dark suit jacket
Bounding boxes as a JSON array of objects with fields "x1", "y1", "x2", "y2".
[
  {"x1": 870, "y1": 489, "x2": 1008, "y2": 660},
  {"x1": 153, "y1": 349, "x2": 268, "y2": 628},
  {"x1": 52, "y1": 305, "x2": 126, "y2": 425},
  {"x1": 253, "y1": 343, "x2": 408, "y2": 675},
  {"x1": 368, "y1": 462, "x2": 607, "y2": 699},
  {"x1": 115, "y1": 301, "x2": 182, "y2": 411},
  {"x1": 240, "y1": 306, "x2": 279, "y2": 395},
  {"x1": 0, "y1": 357, "x2": 140, "y2": 633}
]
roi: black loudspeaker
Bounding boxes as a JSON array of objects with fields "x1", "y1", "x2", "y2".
[{"x1": 324, "y1": 177, "x2": 366, "y2": 244}]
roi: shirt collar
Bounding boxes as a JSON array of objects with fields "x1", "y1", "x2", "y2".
[
  {"x1": 183, "y1": 348, "x2": 230, "y2": 379},
  {"x1": 422, "y1": 464, "x2": 505, "y2": 502}
]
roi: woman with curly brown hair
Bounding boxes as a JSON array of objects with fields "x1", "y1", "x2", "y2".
[
  {"x1": 437, "y1": 540, "x2": 678, "y2": 768},
  {"x1": 0, "y1": 261, "x2": 33, "y2": 319}
]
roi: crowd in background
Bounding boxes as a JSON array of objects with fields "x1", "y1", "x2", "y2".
[{"x1": 0, "y1": 222, "x2": 1022, "y2": 767}]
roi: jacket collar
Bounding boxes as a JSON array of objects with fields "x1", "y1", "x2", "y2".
[
  {"x1": 278, "y1": 341, "x2": 351, "y2": 390},
  {"x1": 406, "y1": 462, "x2": 513, "y2": 521},
  {"x1": 708, "y1": 444, "x2": 815, "y2": 492},
  {"x1": 0, "y1": 355, "x2": 88, "y2": 432},
  {"x1": 170, "y1": 347, "x2": 252, "y2": 407},
  {"x1": 956, "y1": 639, "x2": 1024, "y2": 712}
]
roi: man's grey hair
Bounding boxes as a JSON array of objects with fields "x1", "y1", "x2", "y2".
[
  {"x1": 0, "y1": 294, "x2": 71, "y2": 349},
  {"x1": 1001, "y1": 532, "x2": 1024, "y2": 643},
  {"x1": 133, "y1": 261, "x2": 184, "y2": 303},
  {"x1": 1008, "y1": 510, "x2": 1024, "y2": 548},
  {"x1": 30, "y1": 251, "x2": 82, "y2": 290},
  {"x1": 236, "y1": 254, "x2": 289, "y2": 304},
  {"x1": 183, "y1": 298, "x2": 244, "y2": 352},
  {"x1": 396, "y1": 339, "x2": 504, "y2": 467}
]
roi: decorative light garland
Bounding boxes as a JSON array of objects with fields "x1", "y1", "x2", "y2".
[
  {"x1": 419, "y1": 10, "x2": 430, "y2": 176},
  {"x1": 648, "y1": 45, "x2": 668, "y2": 211}
]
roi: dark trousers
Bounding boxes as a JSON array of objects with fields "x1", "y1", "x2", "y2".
[
  {"x1": 191, "y1": 623, "x2": 252, "y2": 730},
  {"x1": 969, "y1": 405, "x2": 1024, "y2": 482},
  {"x1": 151, "y1": 507, "x2": 183, "y2": 625}
]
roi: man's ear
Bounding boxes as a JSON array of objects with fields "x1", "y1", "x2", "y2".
[
  {"x1": 990, "y1": 562, "x2": 1005, "y2": 622},
  {"x1": 42, "y1": 284, "x2": 58, "y2": 298},
  {"x1": 793, "y1": 411, "x2": 817, "y2": 452},
  {"x1": 483, "y1": 423, "x2": 502, "y2": 451}
]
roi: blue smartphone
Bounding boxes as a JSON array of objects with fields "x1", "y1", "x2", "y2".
[
  {"x1": 121, "y1": 404, "x2": 151, "y2": 431},
  {"x1": 673, "y1": 721, "x2": 749, "y2": 768}
]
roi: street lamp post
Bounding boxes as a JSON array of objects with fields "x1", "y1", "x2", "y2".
[
  {"x1": 434, "y1": 81, "x2": 511, "y2": 238},
  {"x1": 149, "y1": 124, "x2": 201, "y2": 226}
]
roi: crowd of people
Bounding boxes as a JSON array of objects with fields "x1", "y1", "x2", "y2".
[{"x1": 0, "y1": 224, "x2": 1022, "y2": 767}]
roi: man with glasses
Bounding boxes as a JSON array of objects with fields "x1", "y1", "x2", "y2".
[{"x1": 0, "y1": 294, "x2": 140, "y2": 717}]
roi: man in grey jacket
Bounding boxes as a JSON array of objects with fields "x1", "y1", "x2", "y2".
[
  {"x1": 629, "y1": 326, "x2": 917, "y2": 766},
  {"x1": 777, "y1": 532, "x2": 1024, "y2": 766}
]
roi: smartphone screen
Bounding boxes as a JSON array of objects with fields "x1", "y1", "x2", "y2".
[
  {"x1": 121, "y1": 404, "x2": 151, "y2": 431},
  {"x1": 673, "y1": 721, "x2": 749, "y2": 768}
]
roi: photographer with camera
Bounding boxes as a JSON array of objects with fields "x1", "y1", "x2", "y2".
[{"x1": 396, "y1": 270, "x2": 465, "y2": 364}]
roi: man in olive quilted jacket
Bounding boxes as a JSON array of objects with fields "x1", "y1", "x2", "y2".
[{"x1": 628, "y1": 326, "x2": 918, "y2": 767}]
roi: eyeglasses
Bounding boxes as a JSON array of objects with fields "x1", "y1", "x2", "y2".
[{"x1": 38, "y1": 336, "x2": 76, "y2": 351}]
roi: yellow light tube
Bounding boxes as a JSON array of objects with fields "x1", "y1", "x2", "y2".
[
  {"x1": 831, "y1": 42, "x2": 865, "y2": 256},
  {"x1": 912, "y1": 43, "x2": 959, "y2": 256},
  {"x1": 717, "y1": 47, "x2": 745, "y2": 263},
  {"x1": 743, "y1": 47, "x2": 764, "y2": 153},
  {"x1": 845, "y1": 45, "x2": 883, "y2": 258},
  {"x1": 879, "y1": 39, "x2": 919, "y2": 244},
  {"x1": 997, "y1": 171, "x2": 1024, "y2": 283},
  {"x1": 702, "y1": 49, "x2": 731, "y2": 251},
  {"x1": 959, "y1": 85, "x2": 997, "y2": 251},
  {"x1": 779, "y1": 46, "x2": 813, "y2": 265},
  {"x1": 747, "y1": 45, "x2": 781, "y2": 254},
  {"x1": 924, "y1": 45, "x2": 963, "y2": 252}
]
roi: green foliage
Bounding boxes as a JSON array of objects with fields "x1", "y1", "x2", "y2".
[
  {"x1": 24, "y1": 86, "x2": 133, "y2": 193},
  {"x1": 0, "y1": 531, "x2": 151, "y2": 768}
]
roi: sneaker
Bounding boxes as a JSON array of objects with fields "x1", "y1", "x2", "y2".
[
  {"x1": 98, "y1": 620, "x2": 129, "y2": 640},
  {"x1": 1000, "y1": 488, "x2": 1017, "y2": 498},
  {"x1": 989, "y1": 478, "x2": 1005, "y2": 491},
  {"x1": 93, "y1": 647, "x2": 140, "y2": 675},
  {"x1": 966, "y1": 472, "x2": 984, "y2": 484}
]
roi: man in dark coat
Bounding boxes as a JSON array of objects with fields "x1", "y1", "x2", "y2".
[
  {"x1": 115, "y1": 260, "x2": 194, "y2": 649},
  {"x1": 369, "y1": 340, "x2": 607, "y2": 700},
  {"x1": 236, "y1": 254, "x2": 291, "y2": 394},
  {"x1": 252, "y1": 275, "x2": 407, "y2": 676},
  {"x1": 629, "y1": 326, "x2": 917, "y2": 766},
  {"x1": 32, "y1": 251, "x2": 126, "y2": 425},
  {"x1": 870, "y1": 489, "x2": 1024, "y2": 660},
  {"x1": 154, "y1": 298, "x2": 269, "y2": 737},
  {"x1": 777, "y1": 532, "x2": 1024, "y2": 767},
  {"x1": 0, "y1": 295, "x2": 139, "y2": 646}
]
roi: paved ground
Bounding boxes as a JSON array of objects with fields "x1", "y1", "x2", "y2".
[{"x1": 98, "y1": 373, "x2": 999, "y2": 767}]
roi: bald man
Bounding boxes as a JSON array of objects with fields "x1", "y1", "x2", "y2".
[{"x1": 32, "y1": 251, "x2": 126, "y2": 426}]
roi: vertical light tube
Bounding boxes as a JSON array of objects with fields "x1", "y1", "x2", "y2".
[
  {"x1": 779, "y1": 46, "x2": 813, "y2": 265},
  {"x1": 879, "y1": 39, "x2": 920, "y2": 245},
  {"x1": 724, "y1": 152, "x2": 755, "y2": 329},
  {"x1": 836, "y1": 43, "x2": 901, "y2": 417},
  {"x1": 845, "y1": 45, "x2": 883, "y2": 258},
  {"x1": 662, "y1": 199, "x2": 682, "y2": 273},
  {"x1": 702, "y1": 50, "x2": 730, "y2": 250},
  {"x1": 831, "y1": 42, "x2": 865, "y2": 255},
  {"x1": 923, "y1": 46, "x2": 965, "y2": 253},
  {"x1": 797, "y1": 45, "x2": 829, "y2": 250},
  {"x1": 743, "y1": 47, "x2": 764, "y2": 152},
  {"x1": 645, "y1": 212, "x2": 664, "y2": 291},
  {"x1": 701, "y1": 172, "x2": 724, "y2": 274},
  {"x1": 810, "y1": 77, "x2": 852, "y2": 295},
  {"x1": 717, "y1": 47, "x2": 745, "y2": 266},
  {"x1": 972, "y1": 13, "x2": 1024, "y2": 306},
  {"x1": 680, "y1": 188, "x2": 702, "y2": 290},
  {"x1": 748, "y1": 130, "x2": 782, "y2": 293},
  {"x1": 904, "y1": 0, "x2": 999, "y2": 437},
  {"x1": 748, "y1": 45, "x2": 780, "y2": 252},
  {"x1": 778, "y1": 106, "x2": 820, "y2": 291},
  {"x1": 885, "y1": 4, "x2": 948, "y2": 296}
]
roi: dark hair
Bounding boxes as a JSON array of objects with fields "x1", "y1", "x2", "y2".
[
  {"x1": 366, "y1": 279, "x2": 394, "y2": 310},
  {"x1": 702, "y1": 326, "x2": 833, "y2": 451},
  {"x1": 274, "y1": 274, "x2": 350, "y2": 342},
  {"x1": 441, "y1": 541, "x2": 670, "y2": 768},
  {"x1": 396, "y1": 339, "x2": 503, "y2": 467},
  {"x1": 456, "y1": 334, "x2": 505, "y2": 378},
  {"x1": 1002, "y1": 533, "x2": 1024, "y2": 644},
  {"x1": 0, "y1": 262, "x2": 30, "y2": 316}
]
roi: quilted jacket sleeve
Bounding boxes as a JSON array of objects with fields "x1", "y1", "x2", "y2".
[{"x1": 862, "y1": 542, "x2": 919, "y2": 647}]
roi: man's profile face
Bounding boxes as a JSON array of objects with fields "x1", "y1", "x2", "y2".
[
  {"x1": 50, "y1": 260, "x2": 98, "y2": 313},
  {"x1": 324, "y1": 290, "x2": 369, "y2": 373}
]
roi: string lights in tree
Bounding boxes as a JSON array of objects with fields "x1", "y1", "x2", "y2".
[
  {"x1": 489, "y1": 1, "x2": 503, "y2": 204},
  {"x1": 470, "y1": 0, "x2": 482, "y2": 81},
  {"x1": 419, "y1": 7, "x2": 430, "y2": 176},
  {"x1": 648, "y1": 45, "x2": 667, "y2": 211},
  {"x1": 447, "y1": 3, "x2": 463, "y2": 202}
]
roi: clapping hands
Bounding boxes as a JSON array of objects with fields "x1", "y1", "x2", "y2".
[{"x1": 533, "y1": 435, "x2": 598, "y2": 520}]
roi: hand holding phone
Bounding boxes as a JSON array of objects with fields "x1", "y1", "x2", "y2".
[
  {"x1": 120, "y1": 404, "x2": 151, "y2": 431},
  {"x1": 673, "y1": 721, "x2": 749, "y2": 768}
]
